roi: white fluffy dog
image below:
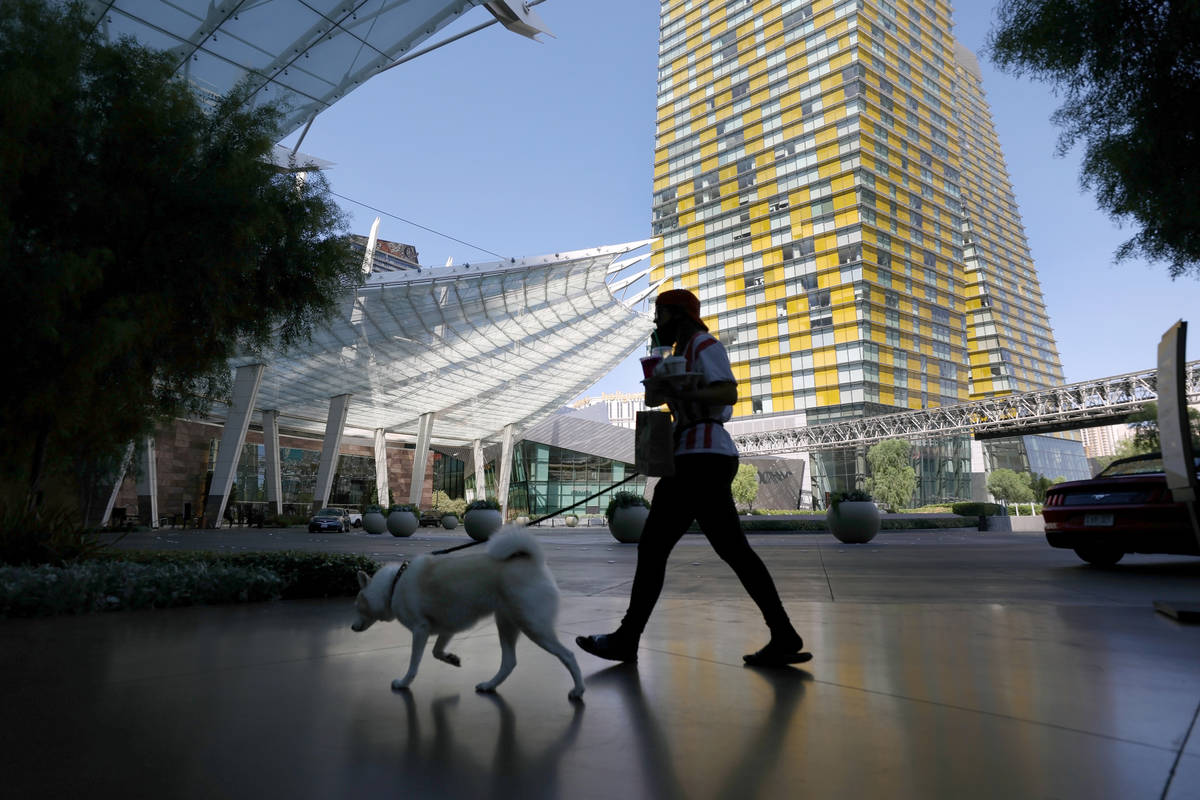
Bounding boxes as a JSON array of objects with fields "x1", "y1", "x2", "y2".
[{"x1": 351, "y1": 527, "x2": 585, "y2": 701}]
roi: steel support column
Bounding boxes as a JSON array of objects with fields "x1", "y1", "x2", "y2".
[
  {"x1": 100, "y1": 441, "x2": 136, "y2": 527},
  {"x1": 203, "y1": 364, "x2": 264, "y2": 527},
  {"x1": 262, "y1": 410, "x2": 283, "y2": 516},
  {"x1": 409, "y1": 413, "x2": 435, "y2": 506},
  {"x1": 311, "y1": 394, "x2": 352, "y2": 512},
  {"x1": 497, "y1": 423, "x2": 516, "y2": 519},
  {"x1": 473, "y1": 439, "x2": 487, "y2": 501},
  {"x1": 135, "y1": 436, "x2": 158, "y2": 528},
  {"x1": 374, "y1": 429, "x2": 390, "y2": 509}
]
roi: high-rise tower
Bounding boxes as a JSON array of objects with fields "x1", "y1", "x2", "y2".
[
  {"x1": 649, "y1": 0, "x2": 1075, "y2": 498},
  {"x1": 953, "y1": 43, "x2": 1065, "y2": 396}
]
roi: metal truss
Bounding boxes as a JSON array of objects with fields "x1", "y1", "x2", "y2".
[{"x1": 733, "y1": 361, "x2": 1200, "y2": 456}]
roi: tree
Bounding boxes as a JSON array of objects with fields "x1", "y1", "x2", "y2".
[
  {"x1": 731, "y1": 462, "x2": 759, "y2": 511},
  {"x1": 989, "y1": 1, "x2": 1200, "y2": 278},
  {"x1": 864, "y1": 439, "x2": 918, "y2": 512},
  {"x1": 0, "y1": 0, "x2": 359, "y2": 512},
  {"x1": 1029, "y1": 472, "x2": 1066, "y2": 503},
  {"x1": 987, "y1": 469, "x2": 1034, "y2": 506},
  {"x1": 1113, "y1": 402, "x2": 1200, "y2": 458}
]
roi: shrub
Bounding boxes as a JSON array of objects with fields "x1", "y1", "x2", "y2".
[
  {"x1": 263, "y1": 513, "x2": 310, "y2": 528},
  {"x1": 388, "y1": 503, "x2": 419, "y2": 517},
  {"x1": 466, "y1": 499, "x2": 501, "y2": 512},
  {"x1": 830, "y1": 489, "x2": 873, "y2": 509},
  {"x1": 362, "y1": 504, "x2": 384, "y2": 514},
  {"x1": 951, "y1": 502, "x2": 1003, "y2": 517},
  {"x1": 0, "y1": 561, "x2": 284, "y2": 617},
  {"x1": 433, "y1": 491, "x2": 467, "y2": 517},
  {"x1": 605, "y1": 491, "x2": 650, "y2": 525},
  {"x1": 90, "y1": 550, "x2": 379, "y2": 599},
  {"x1": 0, "y1": 499, "x2": 112, "y2": 566}
]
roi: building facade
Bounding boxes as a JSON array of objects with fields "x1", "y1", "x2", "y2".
[{"x1": 649, "y1": 0, "x2": 1082, "y2": 502}]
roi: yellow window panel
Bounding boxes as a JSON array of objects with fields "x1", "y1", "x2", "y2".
[
  {"x1": 818, "y1": 388, "x2": 841, "y2": 405},
  {"x1": 687, "y1": 239, "x2": 706, "y2": 255}
]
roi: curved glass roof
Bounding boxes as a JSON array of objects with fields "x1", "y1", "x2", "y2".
[
  {"x1": 231, "y1": 241, "x2": 657, "y2": 445},
  {"x1": 81, "y1": 0, "x2": 520, "y2": 138}
]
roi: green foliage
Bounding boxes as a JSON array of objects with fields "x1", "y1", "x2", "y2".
[
  {"x1": 0, "y1": 0, "x2": 360, "y2": 511},
  {"x1": 1114, "y1": 403, "x2": 1200, "y2": 457},
  {"x1": 1028, "y1": 473, "x2": 1066, "y2": 503},
  {"x1": 951, "y1": 502, "x2": 1004, "y2": 517},
  {"x1": 263, "y1": 513, "x2": 311, "y2": 528},
  {"x1": 989, "y1": 0, "x2": 1200, "y2": 277},
  {"x1": 830, "y1": 489, "x2": 873, "y2": 509},
  {"x1": 864, "y1": 439, "x2": 919, "y2": 512},
  {"x1": 730, "y1": 463, "x2": 759, "y2": 510},
  {"x1": 362, "y1": 504, "x2": 384, "y2": 514},
  {"x1": 388, "y1": 504, "x2": 419, "y2": 519},
  {"x1": 605, "y1": 491, "x2": 650, "y2": 524},
  {"x1": 0, "y1": 561, "x2": 283, "y2": 617},
  {"x1": 465, "y1": 498, "x2": 501, "y2": 512},
  {"x1": 432, "y1": 490, "x2": 467, "y2": 517},
  {"x1": 0, "y1": 498, "x2": 111, "y2": 565},
  {"x1": 93, "y1": 550, "x2": 379, "y2": 600},
  {"x1": 986, "y1": 469, "x2": 1035, "y2": 505}
]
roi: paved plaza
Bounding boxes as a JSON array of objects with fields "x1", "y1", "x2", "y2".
[{"x1": 3, "y1": 525, "x2": 1200, "y2": 799}]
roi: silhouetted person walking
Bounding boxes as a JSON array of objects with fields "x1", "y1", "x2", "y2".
[{"x1": 577, "y1": 290, "x2": 811, "y2": 667}]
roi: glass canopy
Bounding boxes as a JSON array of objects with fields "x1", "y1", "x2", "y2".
[
  {"x1": 81, "y1": 0, "x2": 522, "y2": 137},
  {"x1": 229, "y1": 241, "x2": 658, "y2": 446}
]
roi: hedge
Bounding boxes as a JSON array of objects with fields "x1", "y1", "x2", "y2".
[{"x1": 1, "y1": 550, "x2": 382, "y2": 617}]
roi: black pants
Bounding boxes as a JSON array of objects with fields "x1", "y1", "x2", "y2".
[{"x1": 621, "y1": 453, "x2": 793, "y2": 637}]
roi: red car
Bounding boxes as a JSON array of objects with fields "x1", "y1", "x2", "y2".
[{"x1": 1043, "y1": 453, "x2": 1200, "y2": 565}]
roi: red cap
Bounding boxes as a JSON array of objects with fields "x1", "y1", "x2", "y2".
[{"x1": 655, "y1": 289, "x2": 708, "y2": 331}]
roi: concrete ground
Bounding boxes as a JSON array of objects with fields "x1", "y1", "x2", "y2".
[{"x1": 3, "y1": 525, "x2": 1200, "y2": 799}]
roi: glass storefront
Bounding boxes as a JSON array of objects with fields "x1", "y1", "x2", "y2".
[
  {"x1": 809, "y1": 435, "x2": 973, "y2": 508},
  {"x1": 507, "y1": 441, "x2": 646, "y2": 517}
]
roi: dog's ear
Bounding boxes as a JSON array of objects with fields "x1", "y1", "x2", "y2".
[{"x1": 357, "y1": 570, "x2": 370, "y2": 589}]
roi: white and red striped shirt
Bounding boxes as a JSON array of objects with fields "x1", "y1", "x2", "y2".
[{"x1": 671, "y1": 332, "x2": 738, "y2": 457}]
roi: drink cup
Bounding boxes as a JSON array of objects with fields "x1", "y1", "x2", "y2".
[
  {"x1": 662, "y1": 356, "x2": 686, "y2": 375},
  {"x1": 640, "y1": 356, "x2": 663, "y2": 379}
]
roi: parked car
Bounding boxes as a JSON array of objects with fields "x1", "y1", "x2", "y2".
[
  {"x1": 1042, "y1": 453, "x2": 1200, "y2": 565},
  {"x1": 328, "y1": 506, "x2": 363, "y2": 528},
  {"x1": 419, "y1": 511, "x2": 442, "y2": 527},
  {"x1": 309, "y1": 508, "x2": 350, "y2": 533}
]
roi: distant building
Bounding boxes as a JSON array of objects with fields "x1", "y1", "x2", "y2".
[
  {"x1": 570, "y1": 392, "x2": 648, "y2": 430},
  {"x1": 1080, "y1": 424, "x2": 1135, "y2": 460}
]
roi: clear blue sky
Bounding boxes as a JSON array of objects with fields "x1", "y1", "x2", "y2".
[{"x1": 279, "y1": 1, "x2": 1199, "y2": 399}]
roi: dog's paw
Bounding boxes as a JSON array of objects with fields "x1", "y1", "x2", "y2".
[
  {"x1": 436, "y1": 652, "x2": 461, "y2": 667},
  {"x1": 475, "y1": 682, "x2": 498, "y2": 694},
  {"x1": 391, "y1": 679, "x2": 413, "y2": 692},
  {"x1": 568, "y1": 687, "x2": 585, "y2": 702}
]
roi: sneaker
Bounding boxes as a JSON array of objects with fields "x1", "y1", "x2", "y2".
[
  {"x1": 576, "y1": 633, "x2": 638, "y2": 663},
  {"x1": 743, "y1": 634, "x2": 811, "y2": 667}
]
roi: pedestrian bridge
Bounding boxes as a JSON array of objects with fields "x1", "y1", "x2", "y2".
[{"x1": 732, "y1": 361, "x2": 1200, "y2": 456}]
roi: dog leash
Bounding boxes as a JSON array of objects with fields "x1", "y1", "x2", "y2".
[{"x1": 430, "y1": 472, "x2": 642, "y2": 555}]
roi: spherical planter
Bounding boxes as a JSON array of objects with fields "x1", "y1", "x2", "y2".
[
  {"x1": 464, "y1": 508, "x2": 503, "y2": 541},
  {"x1": 387, "y1": 510, "x2": 419, "y2": 537},
  {"x1": 828, "y1": 501, "x2": 881, "y2": 544},
  {"x1": 362, "y1": 511, "x2": 387, "y2": 535},
  {"x1": 609, "y1": 505, "x2": 650, "y2": 544},
  {"x1": 440, "y1": 514, "x2": 459, "y2": 530},
  {"x1": 564, "y1": 514, "x2": 579, "y2": 528}
]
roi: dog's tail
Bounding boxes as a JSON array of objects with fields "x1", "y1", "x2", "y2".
[{"x1": 486, "y1": 527, "x2": 545, "y2": 564}]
